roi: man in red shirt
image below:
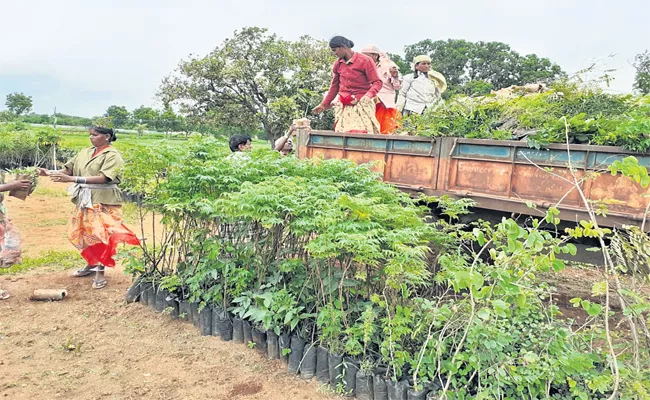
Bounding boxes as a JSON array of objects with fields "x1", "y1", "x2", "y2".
[{"x1": 312, "y1": 36, "x2": 382, "y2": 134}]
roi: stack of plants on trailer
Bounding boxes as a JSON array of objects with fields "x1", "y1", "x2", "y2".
[
  {"x1": 404, "y1": 83, "x2": 650, "y2": 153},
  {"x1": 121, "y1": 138, "x2": 649, "y2": 400}
]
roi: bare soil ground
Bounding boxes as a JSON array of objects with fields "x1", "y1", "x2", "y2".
[{"x1": 0, "y1": 180, "x2": 336, "y2": 400}]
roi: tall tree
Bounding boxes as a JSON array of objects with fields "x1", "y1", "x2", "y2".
[
  {"x1": 633, "y1": 51, "x2": 650, "y2": 95},
  {"x1": 132, "y1": 106, "x2": 160, "y2": 125},
  {"x1": 104, "y1": 105, "x2": 131, "y2": 128},
  {"x1": 160, "y1": 27, "x2": 334, "y2": 143},
  {"x1": 401, "y1": 39, "x2": 564, "y2": 96},
  {"x1": 5, "y1": 92, "x2": 33, "y2": 115}
]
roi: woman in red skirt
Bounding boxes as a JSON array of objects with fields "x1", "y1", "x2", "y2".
[{"x1": 361, "y1": 45, "x2": 402, "y2": 134}]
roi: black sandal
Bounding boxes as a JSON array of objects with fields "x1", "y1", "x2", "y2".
[{"x1": 72, "y1": 265, "x2": 96, "y2": 277}]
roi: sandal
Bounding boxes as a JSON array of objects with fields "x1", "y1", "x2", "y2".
[
  {"x1": 92, "y1": 279, "x2": 107, "y2": 289},
  {"x1": 72, "y1": 265, "x2": 97, "y2": 277},
  {"x1": 0, "y1": 289, "x2": 10, "y2": 300}
]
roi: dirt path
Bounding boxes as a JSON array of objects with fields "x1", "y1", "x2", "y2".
[{"x1": 0, "y1": 180, "x2": 335, "y2": 400}]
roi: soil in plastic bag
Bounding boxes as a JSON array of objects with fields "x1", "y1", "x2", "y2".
[
  {"x1": 329, "y1": 353, "x2": 344, "y2": 389},
  {"x1": 199, "y1": 305, "x2": 212, "y2": 336},
  {"x1": 216, "y1": 311, "x2": 233, "y2": 341},
  {"x1": 154, "y1": 289, "x2": 166, "y2": 313},
  {"x1": 316, "y1": 346, "x2": 330, "y2": 384},
  {"x1": 191, "y1": 302, "x2": 200, "y2": 327},
  {"x1": 387, "y1": 380, "x2": 408, "y2": 400},
  {"x1": 342, "y1": 357, "x2": 359, "y2": 397},
  {"x1": 266, "y1": 330, "x2": 279, "y2": 360},
  {"x1": 232, "y1": 318, "x2": 244, "y2": 343},
  {"x1": 300, "y1": 343, "x2": 316, "y2": 380},
  {"x1": 407, "y1": 388, "x2": 429, "y2": 400},
  {"x1": 163, "y1": 291, "x2": 179, "y2": 319},
  {"x1": 355, "y1": 370, "x2": 373, "y2": 400},
  {"x1": 288, "y1": 335, "x2": 305, "y2": 375},
  {"x1": 125, "y1": 275, "x2": 143, "y2": 303},
  {"x1": 243, "y1": 320, "x2": 253, "y2": 345},
  {"x1": 373, "y1": 374, "x2": 389, "y2": 400},
  {"x1": 279, "y1": 332, "x2": 291, "y2": 364},
  {"x1": 179, "y1": 300, "x2": 191, "y2": 322},
  {"x1": 252, "y1": 328, "x2": 267, "y2": 354}
]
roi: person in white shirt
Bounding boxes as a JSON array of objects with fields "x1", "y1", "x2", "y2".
[
  {"x1": 227, "y1": 134, "x2": 253, "y2": 161},
  {"x1": 397, "y1": 55, "x2": 448, "y2": 116}
]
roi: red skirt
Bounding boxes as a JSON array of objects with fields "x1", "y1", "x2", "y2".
[
  {"x1": 375, "y1": 102, "x2": 400, "y2": 134},
  {"x1": 69, "y1": 204, "x2": 140, "y2": 267}
]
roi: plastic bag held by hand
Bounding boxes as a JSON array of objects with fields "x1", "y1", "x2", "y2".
[{"x1": 0, "y1": 218, "x2": 22, "y2": 267}]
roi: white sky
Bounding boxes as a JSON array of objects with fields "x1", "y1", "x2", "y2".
[{"x1": 0, "y1": 0, "x2": 647, "y2": 116}]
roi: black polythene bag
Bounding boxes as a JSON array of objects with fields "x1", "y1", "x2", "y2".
[
  {"x1": 299, "y1": 343, "x2": 316, "y2": 380},
  {"x1": 242, "y1": 320, "x2": 253, "y2": 345},
  {"x1": 140, "y1": 282, "x2": 151, "y2": 304},
  {"x1": 355, "y1": 370, "x2": 373, "y2": 400},
  {"x1": 232, "y1": 318, "x2": 244, "y2": 343},
  {"x1": 373, "y1": 374, "x2": 389, "y2": 400},
  {"x1": 216, "y1": 311, "x2": 233, "y2": 341},
  {"x1": 342, "y1": 357, "x2": 359, "y2": 397},
  {"x1": 210, "y1": 307, "x2": 222, "y2": 337},
  {"x1": 279, "y1": 332, "x2": 291, "y2": 364},
  {"x1": 163, "y1": 291, "x2": 179, "y2": 319},
  {"x1": 387, "y1": 380, "x2": 407, "y2": 400},
  {"x1": 266, "y1": 330, "x2": 280, "y2": 360},
  {"x1": 407, "y1": 387, "x2": 429, "y2": 400},
  {"x1": 252, "y1": 328, "x2": 267, "y2": 354},
  {"x1": 328, "y1": 353, "x2": 344, "y2": 389},
  {"x1": 178, "y1": 300, "x2": 191, "y2": 322},
  {"x1": 426, "y1": 391, "x2": 441, "y2": 400},
  {"x1": 147, "y1": 284, "x2": 157, "y2": 309},
  {"x1": 316, "y1": 346, "x2": 330, "y2": 384},
  {"x1": 125, "y1": 276, "x2": 143, "y2": 303},
  {"x1": 199, "y1": 306, "x2": 212, "y2": 336},
  {"x1": 154, "y1": 289, "x2": 166, "y2": 313},
  {"x1": 191, "y1": 302, "x2": 200, "y2": 327},
  {"x1": 288, "y1": 335, "x2": 305, "y2": 374}
]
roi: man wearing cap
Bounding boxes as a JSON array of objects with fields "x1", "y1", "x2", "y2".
[{"x1": 397, "y1": 55, "x2": 448, "y2": 116}]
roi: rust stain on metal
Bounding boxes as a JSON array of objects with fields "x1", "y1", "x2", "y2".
[
  {"x1": 511, "y1": 165, "x2": 583, "y2": 206},
  {"x1": 386, "y1": 154, "x2": 436, "y2": 185},
  {"x1": 298, "y1": 131, "x2": 650, "y2": 229},
  {"x1": 449, "y1": 160, "x2": 511, "y2": 194}
]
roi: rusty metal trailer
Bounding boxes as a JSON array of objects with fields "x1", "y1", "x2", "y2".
[{"x1": 296, "y1": 130, "x2": 650, "y2": 230}]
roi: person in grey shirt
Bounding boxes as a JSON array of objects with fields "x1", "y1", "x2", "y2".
[{"x1": 397, "y1": 55, "x2": 447, "y2": 116}]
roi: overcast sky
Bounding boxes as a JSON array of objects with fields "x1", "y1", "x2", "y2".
[{"x1": 0, "y1": 0, "x2": 647, "y2": 117}]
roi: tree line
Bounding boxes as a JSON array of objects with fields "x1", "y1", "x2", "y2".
[{"x1": 2, "y1": 27, "x2": 649, "y2": 142}]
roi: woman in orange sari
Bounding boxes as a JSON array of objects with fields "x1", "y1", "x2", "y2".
[
  {"x1": 40, "y1": 127, "x2": 140, "y2": 289},
  {"x1": 361, "y1": 45, "x2": 402, "y2": 134}
]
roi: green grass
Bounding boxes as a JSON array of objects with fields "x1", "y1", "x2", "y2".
[
  {"x1": 59, "y1": 130, "x2": 187, "y2": 152},
  {"x1": 33, "y1": 217, "x2": 69, "y2": 227},
  {"x1": 122, "y1": 202, "x2": 140, "y2": 224},
  {"x1": 59, "y1": 130, "x2": 271, "y2": 152},
  {"x1": 0, "y1": 250, "x2": 81, "y2": 275},
  {"x1": 33, "y1": 185, "x2": 69, "y2": 197}
]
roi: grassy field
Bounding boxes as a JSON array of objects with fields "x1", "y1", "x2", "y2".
[
  {"x1": 59, "y1": 130, "x2": 187, "y2": 151},
  {"x1": 59, "y1": 130, "x2": 270, "y2": 152}
]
